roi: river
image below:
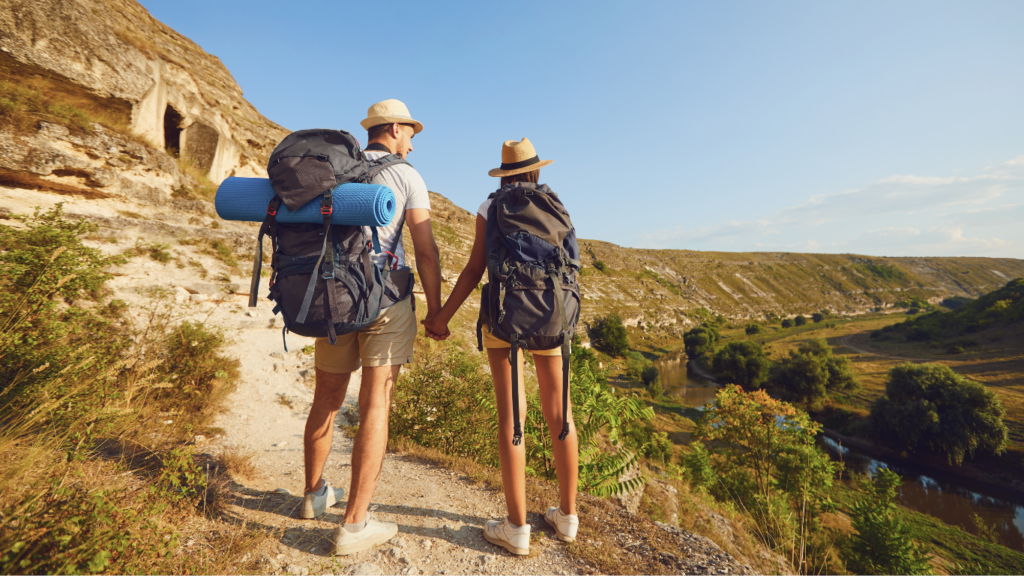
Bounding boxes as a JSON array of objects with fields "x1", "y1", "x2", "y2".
[{"x1": 652, "y1": 353, "x2": 1024, "y2": 551}]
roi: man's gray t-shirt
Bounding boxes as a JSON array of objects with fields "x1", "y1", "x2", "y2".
[{"x1": 363, "y1": 150, "x2": 430, "y2": 268}]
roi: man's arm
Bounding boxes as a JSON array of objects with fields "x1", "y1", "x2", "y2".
[{"x1": 405, "y1": 208, "x2": 442, "y2": 319}]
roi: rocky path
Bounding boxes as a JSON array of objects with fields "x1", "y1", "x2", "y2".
[{"x1": 203, "y1": 302, "x2": 578, "y2": 575}]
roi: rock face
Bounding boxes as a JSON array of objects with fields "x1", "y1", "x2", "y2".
[{"x1": 0, "y1": 0, "x2": 287, "y2": 183}]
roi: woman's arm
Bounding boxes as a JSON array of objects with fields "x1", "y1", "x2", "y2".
[{"x1": 423, "y1": 215, "x2": 488, "y2": 332}]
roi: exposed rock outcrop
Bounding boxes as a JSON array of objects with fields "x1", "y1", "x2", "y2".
[{"x1": 1, "y1": 0, "x2": 287, "y2": 183}]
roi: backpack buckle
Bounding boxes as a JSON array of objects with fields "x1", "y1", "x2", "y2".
[
  {"x1": 322, "y1": 271, "x2": 334, "y2": 280},
  {"x1": 267, "y1": 206, "x2": 278, "y2": 216},
  {"x1": 321, "y1": 206, "x2": 333, "y2": 215}
]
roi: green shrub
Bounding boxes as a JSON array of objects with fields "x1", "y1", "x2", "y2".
[
  {"x1": 593, "y1": 260, "x2": 608, "y2": 273},
  {"x1": 770, "y1": 338, "x2": 858, "y2": 407},
  {"x1": 711, "y1": 340, "x2": 771, "y2": 389},
  {"x1": 844, "y1": 468, "x2": 932, "y2": 575},
  {"x1": 591, "y1": 313, "x2": 629, "y2": 356},
  {"x1": 683, "y1": 324, "x2": 720, "y2": 361},
  {"x1": 781, "y1": 318, "x2": 793, "y2": 328},
  {"x1": 870, "y1": 363, "x2": 1007, "y2": 465},
  {"x1": 812, "y1": 312, "x2": 824, "y2": 323},
  {"x1": 745, "y1": 323, "x2": 763, "y2": 335},
  {"x1": 794, "y1": 315, "x2": 807, "y2": 326}
]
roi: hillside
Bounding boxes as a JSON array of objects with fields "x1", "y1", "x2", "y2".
[{"x1": 422, "y1": 193, "x2": 1024, "y2": 343}]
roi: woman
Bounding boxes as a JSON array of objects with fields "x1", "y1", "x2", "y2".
[{"x1": 422, "y1": 137, "x2": 579, "y2": 556}]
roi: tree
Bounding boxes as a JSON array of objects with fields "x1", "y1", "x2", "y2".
[
  {"x1": 683, "y1": 324, "x2": 720, "y2": 361},
  {"x1": 745, "y1": 323, "x2": 764, "y2": 335},
  {"x1": 712, "y1": 340, "x2": 772, "y2": 389},
  {"x1": 844, "y1": 468, "x2": 932, "y2": 575},
  {"x1": 781, "y1": 318, "x2": 794, "y2": 328},
  {"x1": 771, "y1": 338, "x2": 858, "y2": 407},
  {"x1": 812, "y1": 312, "x2": 824, "y2": 323},
  {"x1": 591, "y1": 313, "x2": 629, "y2": 356},
  {"x1": 870, "y1": 363, "x2": 1007, "y2": 465},
  {"x1": 794, "y1": 315, "x2": 808, "y2": 326}
]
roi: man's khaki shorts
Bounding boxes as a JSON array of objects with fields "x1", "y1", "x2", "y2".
[
  {"x1": 481, "y1": 325, "x2": 561, "y2": 357},
  {"x1": 315, "y1": 298, "x2": 416, "y2": 373}
]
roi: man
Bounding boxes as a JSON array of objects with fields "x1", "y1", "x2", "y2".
[{"x1": 299, "y1": 99, "x2": 444, "y2": 555}]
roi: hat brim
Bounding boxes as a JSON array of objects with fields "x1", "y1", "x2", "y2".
[
  {"x1": 488, "y1": 159, "x2": 553, "y2": 178},
  {"x1": 360, "y1": 115, "x2": 424, "y2": 134}
]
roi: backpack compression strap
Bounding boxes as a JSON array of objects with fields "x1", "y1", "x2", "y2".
[
  {"x1": 250, "y1": 196, "x2": 282, "y2": 308},
  {"x1": 509, "y1": 333, "x2": 524, "y2": 446},
  {"x1": 546, "y1": 262, "x2": 572, "y2": 441}
]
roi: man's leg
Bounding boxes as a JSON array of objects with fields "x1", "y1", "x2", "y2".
[
  {"x1": 303, "y1": 368, "x2": 351, "y2": 493},
  {"x1": 343, "y1": 364, "x2": 401, "y2": 524}
]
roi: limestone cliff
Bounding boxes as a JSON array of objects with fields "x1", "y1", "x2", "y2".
[{"x1": 1, "y1": 0, "x2": 286, "y2": 183}]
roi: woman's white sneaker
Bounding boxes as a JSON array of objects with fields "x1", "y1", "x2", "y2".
[
  {"x1": 544, "y1": 506, "x2": 579, "y2": 542},
  {"x1": 300, "y1": 479, "x2": 345, "y2": 519},
  {"x1": 483, "y1": 517, "x2": 530, "y2": 555},
  {"x1": 331, "y1": 514, "x2": 398, "y2": 555}
]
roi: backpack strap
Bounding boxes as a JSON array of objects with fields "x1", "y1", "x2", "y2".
[
  {"x1": 509, "y1": 333, "x2": 524, "y2": 446},
  {"x1": 249, "y1": 196, "x2": 282, "y2": 308},
  {"x1": 365, "y1": 154, "x2": 410, "y2": 182},
  {"x1": 476, "y1": 318, "x2": 484, "y2": 352},
  {"x1": 546, "y1": 261, "x2": 572, "y2": 441}
]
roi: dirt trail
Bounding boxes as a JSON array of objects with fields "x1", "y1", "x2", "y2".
[
  {"x1": 838, "y1": 334, "x2": 927, "y2": 362},
  {"x1": 206, "y1": 304, "x2": 579, "y2": 575}
]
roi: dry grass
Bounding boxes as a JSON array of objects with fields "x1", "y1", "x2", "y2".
[{"x1": 216, "y1": 446, "x2": 260, "y2": 482}]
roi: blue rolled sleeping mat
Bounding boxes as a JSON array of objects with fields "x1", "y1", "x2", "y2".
[{"x1": 214, "y1": 177, "x2": 396, "y2": 227}]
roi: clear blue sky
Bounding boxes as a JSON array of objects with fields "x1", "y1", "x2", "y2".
[{"x1": 139, "y1": 0, "x2": 1024, "y2": 258}]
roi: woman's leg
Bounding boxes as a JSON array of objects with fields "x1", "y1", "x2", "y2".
[
  {"x1": 534, "y1": 353, "x2": 578, "y2": 516},
  {"x1": 487, "y1": 347, "x2": 528, "y2": 526}
]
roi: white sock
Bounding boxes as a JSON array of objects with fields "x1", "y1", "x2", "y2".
[{"x1": 344, "y1": 519, "x2": 367, "y2": 533}]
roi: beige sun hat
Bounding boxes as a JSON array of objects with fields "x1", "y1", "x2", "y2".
[
  {"x1": 487, "y1": 137, "x2": 554, "y2": 177},
  {"x1": 360, "y1": 99, "x2": 423, "y2": 134}
]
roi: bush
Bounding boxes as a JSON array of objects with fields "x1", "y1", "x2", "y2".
[
  {"x1": 907, "y1": 307, "x2": 920, "y2": 315},
  {"x1": 683, "y1": 324, "x2": 720, "y2": 361},
  {"x1": 870, "y1": 363, "x2": 1007, "y2": 465},
  {"x1": 744, "y1": 323, "x2": 763, "y2": 335},
  {"x1": 593, "y1": 260, "x2": 608, "y2": 273},
  {"x1": 770, "y1": 338, "x2": 858, "y2": 407},
  {"x1": 844, "y1": 468, "x2": 932, "y2": 575},
  {"x1": 812, "y1": 312, "x2": 824, "y2": 323},
  {"x1": 711, "y1": 340, "x2": 771, "y2": 389},
  {"x1": 781, "y1": 318, "x2": 793, "y2": 328},
  {"x1": 794, "y1": 315, "x2": 807, "y2": 326},
  {"x1": 591, "y1": 313, "x2": 629, "y2": 356}
]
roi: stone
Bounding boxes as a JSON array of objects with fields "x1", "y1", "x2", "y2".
[
  {"x1": 391, "y1": 537, "x2": 407, "y2": 549},
  {"x1": 173, "y1": 286, "x2": 191, "y2": 303},
  {"x1": 285, "y1": 565, "x2": 307, "y2": 576},
  {"x1": 348, "y1": 562, "x2": 383, "y2": 576},
  {"x1": 420, "y1": 539, "x2": 432, "y2": 550},
  {"x1": 189, "y1": 293, "x2": 208, "y2": 303}
]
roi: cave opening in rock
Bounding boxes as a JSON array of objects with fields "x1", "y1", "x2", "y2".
[{"x1": 163, "y1": 105, "x2": 183, "y2": 157}]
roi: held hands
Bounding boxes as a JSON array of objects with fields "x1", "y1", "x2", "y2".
[{"x1": 422, "y1": 316, "x2": 451, "y2": 341}]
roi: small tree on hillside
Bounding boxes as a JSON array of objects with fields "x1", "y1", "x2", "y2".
[
  {"x1": 745, "y1": 323, "x2": 764, "y2": 335},
  {"x1": 794, "y1": 315, "x2": 808, "y2": 326},
  {"x1": 844, "y1": 468, "x2": 932, "y2": 575},
  {"x1": 591, "y1": 313, "x2": 629, "y2": 356},
  {"x1": 870, "y1": 363, "x2": 1007, "y2": 465},
  {"x1": 771, "y1": 338, "x2": 858, "y2": 407},
  {"x1": 781, "y1": 318, "x2": 794, "y2": 328},
  {"x1": 683, "y1": 324, "x2": 720, "y2": 362},
  {"x1": 712, "y1": 340, "x2": 772, "y2": 389},
  {"x1": 812, "y1": 312, "x2": 825, "y2": 323}
]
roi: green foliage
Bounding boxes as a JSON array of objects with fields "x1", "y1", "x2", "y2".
[
  {"x1": 160, "y1": 321, "x2": 238, "y2": 421},
  {"x1": 745, "y1": 323, "x2": 764, "y2": 335},
  {"x1": 844, "y1": 468, "x2": 932, "y2": 575},
  {"x1": 624, "y1": 351, "x2": 659, "y2": 388},
  {"x1": 683, "y1": 323, "x2": 720, "y2": 362},
  {"x1": 811, "y1": 312, "x2": 824, "y2": 323},
  {"x1": 130, "y1": 239, "x2": 172, "y2": 263},
  {"x1": 895, "y1": 295, "x2": 931, "y2": 310},
  {"x1": 391, "y1": 341, "x2": 498, "y2": 462},
  {"x1": 885, "y1": 279, "x2": 1024, "y2": 342},
  {"x1": 781, "y1": 318, "x2": 793, "y2": 328},
  {"x1": 695, "y1": 386, "x2": 840, "y2": 557},
  {"x1": 592, "y1": 260, "x2": 608, "y2": 273},
  {"x1": 637, "y1": 268, "x2": 684, "y2": 297},
  {"x1": 860, "y1": 262, "x2": 908, "y2": 282},
  {"x1": 770, "y1": 338, "x2": 858, "y2": 407},
  {"x1": 870, "y1": 363, "x2": 1007, "y2": 465},
  {"x1": 680, "y1": 441, "x2": 717, "y2": 492},
  {"x1": 591, "y1": 313, "x2": 629, "y2": 356},
  {"x1": 794, "y1": 315, "x2": 807, "y2": 326},
  {"x1": 711, "y1": 340, "x2": 771, "y2": 389}
]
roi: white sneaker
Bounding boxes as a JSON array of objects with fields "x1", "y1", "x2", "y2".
[
  {"x1": 544, "y1": 506, "x2": 579, "y2": 542},
  {"x1": 331, "y1": 514, "x2": 398, "y2": 556},
  {"x1": 300, "y1": 479, "x2": 345, "y2": 519},
  {"x1": 483, "y1": 517, "x2": 530, "y2": 555}
]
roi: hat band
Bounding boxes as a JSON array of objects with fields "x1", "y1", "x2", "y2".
[{"x1": 499, "y1": 155, "x2": 540, "y2": 171}]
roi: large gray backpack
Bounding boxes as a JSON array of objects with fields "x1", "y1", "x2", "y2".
[
  {"x1": 250, "y1": 129, "x2": 414, "y2": 348},
  {"x1": 477, "y1": 182, "x2": 581, "y2": 445}
]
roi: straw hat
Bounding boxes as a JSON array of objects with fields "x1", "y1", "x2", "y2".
[
  {"x1": 360, "y1": 99, "x2": 423, "y2": 134},
  {"x1": 487, "y1": 137, "x2": 554, "y2": 177}
]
